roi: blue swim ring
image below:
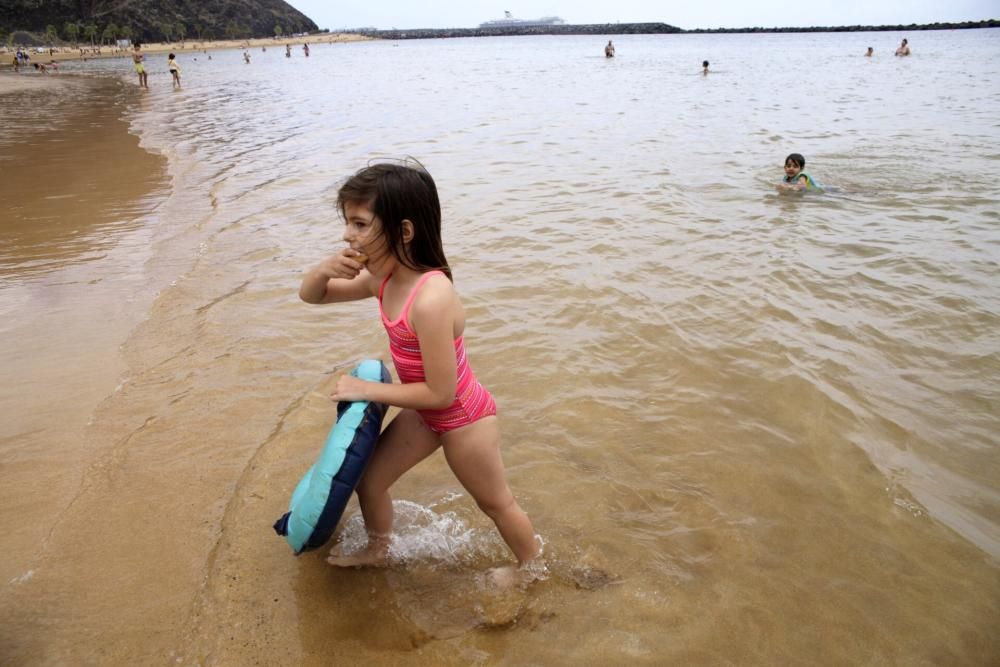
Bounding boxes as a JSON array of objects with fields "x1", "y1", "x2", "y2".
[{"x1": 273, "y1": 359, "x2": 391, "y2": 555}]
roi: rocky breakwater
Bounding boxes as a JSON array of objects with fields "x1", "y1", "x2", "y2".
[{"x1": 354, "y1": 23, "x2": 681, "y2": 40}]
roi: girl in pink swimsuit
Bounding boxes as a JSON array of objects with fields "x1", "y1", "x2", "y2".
[{"x1": 298, "y1": 162, "x2": 540, "y2": 579}]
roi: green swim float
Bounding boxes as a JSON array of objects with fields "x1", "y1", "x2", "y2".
[{"x1": 782, "y1": 171, "x2": 823, "y2": 191}]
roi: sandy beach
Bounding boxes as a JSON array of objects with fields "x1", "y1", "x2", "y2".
[{"x1": 0, "y1": 31, "x2": 371, "y2": 69}]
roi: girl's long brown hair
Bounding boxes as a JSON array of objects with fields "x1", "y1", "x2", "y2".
[{"x1": 337, "y1": 162, "x2": 452, "y2": 280}]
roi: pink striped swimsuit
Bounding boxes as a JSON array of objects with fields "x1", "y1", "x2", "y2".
[{"x1": 379, "y1": 271, "x2": 497, "y2": 433}]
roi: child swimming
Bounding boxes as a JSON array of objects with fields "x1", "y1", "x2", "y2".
[
  {"x1": 298, "y1": 162, "x2": 541, "y2": 584},
  {"x1": 776, "y1": 153, "x2": 822, "y2": 192}
]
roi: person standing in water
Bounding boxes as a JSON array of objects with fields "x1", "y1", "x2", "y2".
[
  {"x1": 298, "y1": 162, "x2": 541, "y2": 583},
  {"x1": 605, "y1": 40, "x2": 615, "y2": 58},
  {"x1": 303, "y1": 43, "x2": 310, "y2": 57},
  {"x1": 702, "y1": 60, "x2": 710, "y2": 74},
  {"x1": 132, "y1": 42, "x2": 148, "y2": 88},
  {"x1": 865, "y1": 46, "x2": 874, "y2": 57},
  {"x1": 895, "y1": 38, "x2": 911, "y2": 56},
  {"x1": 167, "y1": 53, "x2": 181, "y2": 87}
]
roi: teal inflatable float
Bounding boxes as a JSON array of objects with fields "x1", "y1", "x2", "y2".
[{"x1": 273, "y1": 359, "x2": 391, "y2": 555}]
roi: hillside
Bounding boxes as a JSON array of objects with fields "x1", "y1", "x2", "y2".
[{"x1": 1, "y1": 0, "x2": 318, "y2": 45}]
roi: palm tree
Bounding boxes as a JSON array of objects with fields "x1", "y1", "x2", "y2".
[
  {"x1": 83, "y1": 23, "x2": 98, "y2": 48},
  {"x1": 101, "y1": 23, "x2": 118, "y2": 45},
  {"x1": 63, "y1": 21, "x2": 79, "y2": 44}
]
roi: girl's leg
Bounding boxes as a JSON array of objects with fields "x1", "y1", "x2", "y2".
[
  {"x1": 441, "y1": 417, "x2": 539, "y2": 565},
  {"x1": 327, "y1": 409, "x2": 440, "y2": 567}
]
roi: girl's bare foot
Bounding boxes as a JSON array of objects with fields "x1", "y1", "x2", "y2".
[
  {"x1": 485, "y1": 560, "x2": 548, "y2": 590},
  {"x1": 326, "y1": 534, "x2": 390, "y2": 568}
]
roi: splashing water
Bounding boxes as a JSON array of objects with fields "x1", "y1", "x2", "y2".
[{"x1": 334, "y1": 499, "x2": 511, "y2": 566}]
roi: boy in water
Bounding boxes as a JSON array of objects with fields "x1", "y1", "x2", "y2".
[{"x1": 777, "y1": 153, "x2": 822, "y2": 192}]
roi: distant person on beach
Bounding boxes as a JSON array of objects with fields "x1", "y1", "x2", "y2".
[
  {"x1": 243, "y1": 50, "x2": 251, "y2": 64},
  {"x1": 168, "y1": 53, "x2": 181, "y2": 87},
  {"x1": 132, "y1": 43, "x2": 148, "y2": 88},
  {"x1": 895, "y1": 38, "x2": 910, "y2": 56},
  {"x1": 777, "y1": 153, "x2": 822, "y2": 192},
  {"x1": 865, "y1": 47, "x2": 873, "y2": 57},
  {"x1": 702, "y1": 60, "x2": 710, "y2": 74},
  {"x1": 298, "y1": 162, "x2": 541, "y2": 585},
  {"x1": 605, "y1": 40, "x2": 615, "y2": 58},
  {"x1": 285, "y1": 44, "x2": 292, "y2": 58},
  {"x1": 303, "y1": 43, "x2": 310, "y2": 57}
]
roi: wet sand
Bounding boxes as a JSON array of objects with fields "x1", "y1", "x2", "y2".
[
  {"x1": 0, "y1": 72, "x2": 76, "y2": 94},
  {"x1": 0, "y1": 74, "x2": 169, "y2": 608}
]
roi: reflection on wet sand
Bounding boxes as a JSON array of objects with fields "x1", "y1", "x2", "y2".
[
  {"x1": 0, "y1": 78, "x2": 166, "y2": 278},
  {"x1": 0, "y1": 75, "x2": 168, "y2": 616}
]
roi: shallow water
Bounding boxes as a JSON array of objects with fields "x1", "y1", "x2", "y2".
[{"x1": 1, "y1": 30, "x2": 998, "y2": 664}]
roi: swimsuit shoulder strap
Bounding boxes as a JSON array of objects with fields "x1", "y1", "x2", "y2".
[
  {"x1": 398, "y1": 271, "x2": 446, "y2": 326},
  {"x1": 378, "y1": 273, "x2": 392, "y2": 302}
]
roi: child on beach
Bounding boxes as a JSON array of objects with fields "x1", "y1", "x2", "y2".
[
  {"x1": 702, "y1": 60, "x2": 710, "y2": 74},
  {"x1": 777, "y1": 153, "x2": 822, "y2": 192},
  {"x1": 167, "y1": 53, "x2": 181, "y2": 87},
  {"x1": 298, "y1": 162, "x2": 541, "y2": 582},
  {"x1": 132, "y1": 43, "x2": 147, "y2": 88}
]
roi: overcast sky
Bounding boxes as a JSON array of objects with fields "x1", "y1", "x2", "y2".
[{"x1": 285, "y1": 0, "x2": 998, "y2": 31}]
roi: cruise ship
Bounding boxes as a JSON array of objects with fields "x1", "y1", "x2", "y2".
[{"x1": 479, "y1": 11, "x2": 566, "y2": 28}]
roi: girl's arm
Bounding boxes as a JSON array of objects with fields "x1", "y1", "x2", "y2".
[
  {"x1": 777, "y1": 177, "x2": 807, "y2": 192},
  {"x1": 330, "y1": 275, "x2": 458, "y2": 410},
  {"x1": 299, "y1": 249, "x2": 376, "y2": 304}
]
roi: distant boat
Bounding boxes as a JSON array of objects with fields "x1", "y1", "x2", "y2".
[{"x1": 479, "y1": 11, "x2": 566, "y2": 28}]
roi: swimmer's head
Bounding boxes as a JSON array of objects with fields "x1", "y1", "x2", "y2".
[
  {"x1": 703, "y1": 60, "x2": 709, "y2": 68},
  {"x1": 337, "y1": 161, "x2": 451, "y2": 279},
  {"x1": 785, "y1": 153, "x2": 805, "y2": 170}
]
